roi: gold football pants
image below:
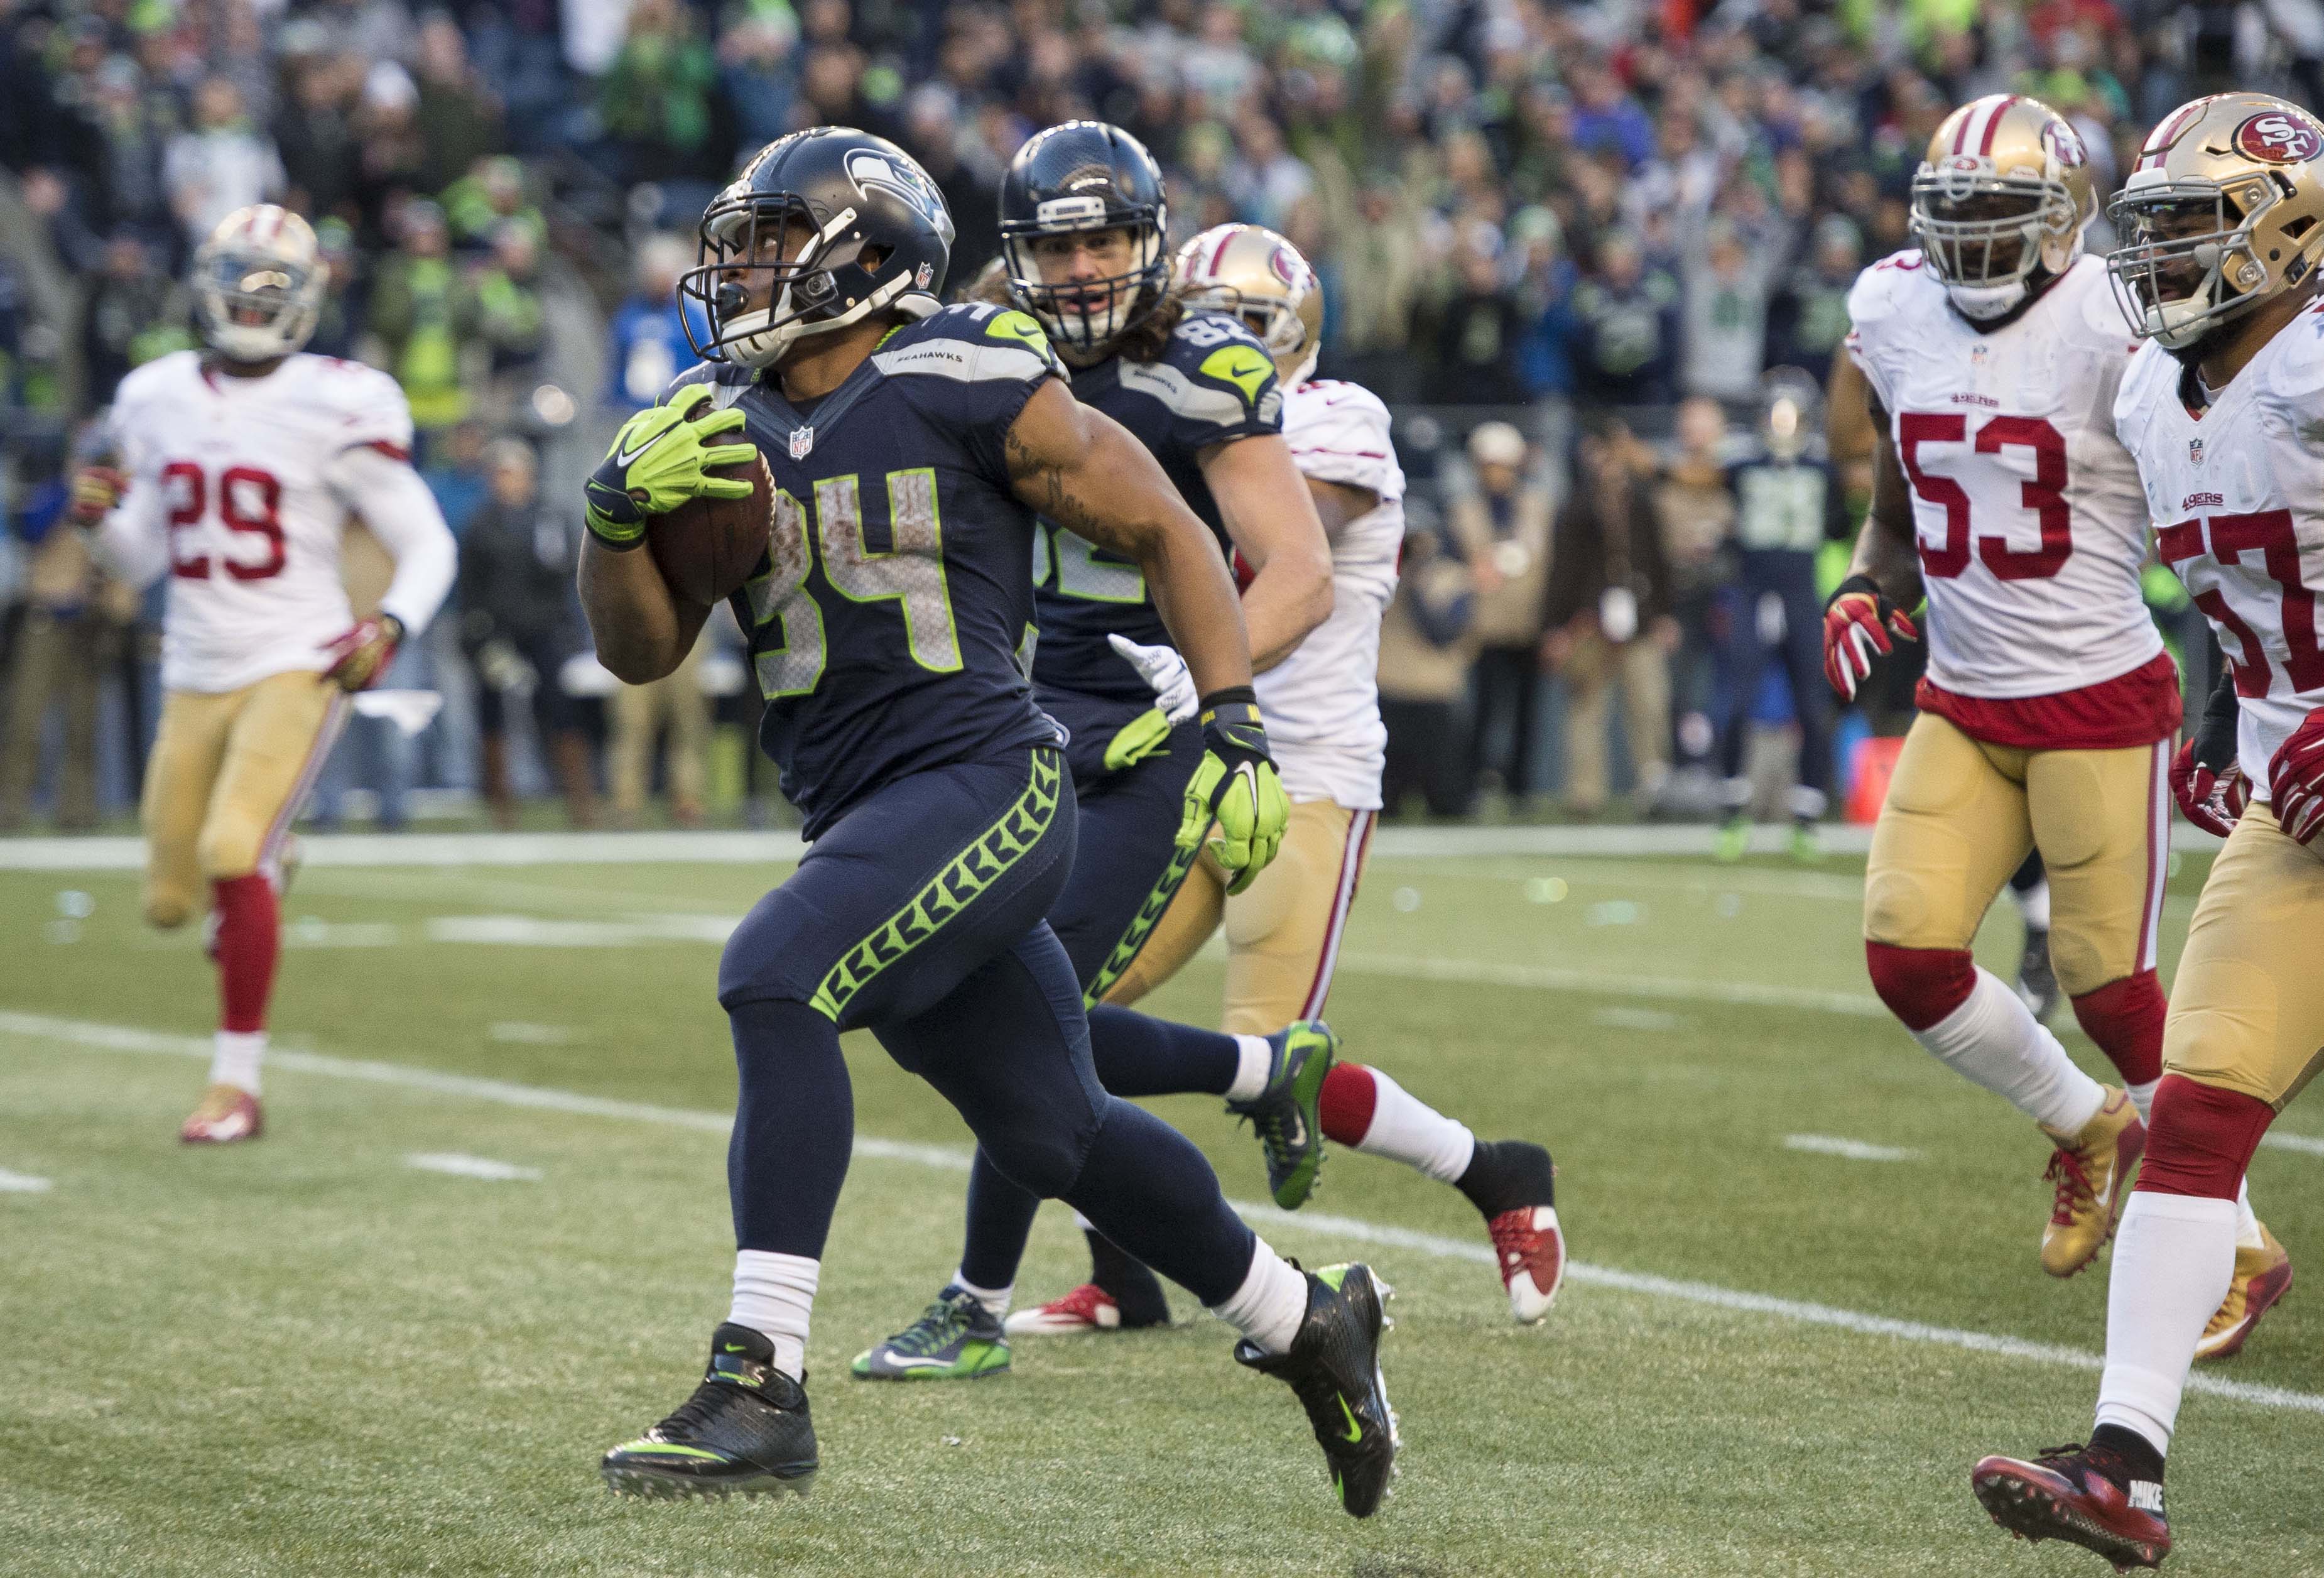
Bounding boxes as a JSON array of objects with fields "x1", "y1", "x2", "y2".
[{"x1": 1102, "y1": 798, "x2": 1374, "y2": 1034}]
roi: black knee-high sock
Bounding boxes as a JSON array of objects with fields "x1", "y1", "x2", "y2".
[
  {"x1": 1083, "y1": 1226, "x2": 1171, "y2": 1325},
  {"x1": 1062, "y1": 1097, "x2": 1255, "y2": 1307},
  {"x1": 1085, "y1": 1003, "x2": 1242, "y2": 1097},
  {"x1": 727, "y1": 997, "x2": 854, "y2": 1256},
  {"x1": 960, "y1": 1146, "x2": 1042, "y2": 1292}
]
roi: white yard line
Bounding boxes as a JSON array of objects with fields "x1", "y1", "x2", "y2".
[
  {"x1": 6, "y1": 1008, "x2": 2319, "y2": 1418},
  {"x1": 489, "y1": 1023, "x2": 581, "y2": 1045},
  {"x1": 405, "y1": 1152, "x2": 542, "y2": 1182},
  {"x1": 0, "y1": 1167, "x2": 55, "y2": 1193},
  {"x1": 1784, "y1": 1134, "x2": 1924, "y2": 1163}
]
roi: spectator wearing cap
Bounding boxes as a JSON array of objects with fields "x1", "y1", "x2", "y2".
[
  {"x1": 161, "y1": 76, "x2": 284, "y2": 248},
  {"x1": 1545, "y1": 420, "x2": 1678, "y2": 817},
  {"x1": 606, "y1": 234, "x2": 706, "y2": 415},
  {"x1": 1448, "y1": 421, "x2": 1555, "y2": 800}
]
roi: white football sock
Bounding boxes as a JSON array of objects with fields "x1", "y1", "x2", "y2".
[
  {"x1": 949, "y1": 1268, "x2": 1012, "y2": 1320},
  {"x1": 2235, "y1": 1178, "x2": 2266, "y2": 1250},
  {"x1": 2094, "y1": 1192, "x2": 2237, "y2": 1456},
  {"x1": 1911, "y1": 968, "x2": 2104, "y2": 1133},
  {"x1": 1224, "y1": 1034, "x2": 1276, "y2": 1102},
  {"x1": 210, "y1": 1030, "x2": 266, "y2": 1097},
  {"x1": 2126, "y1": 1079, "x2": 2159, "y2": 1124},
  {"x1": 1349, "y1": 1066, "x2": 1476, "y2": 1183},
  {"x1": 2011, "y1": 877, "x2": 2051, "y2": 931},
  {"x1": 1207, "y1": 1236, "x2": 1307, "y2": 1356},
  {"x1": 729, "y1": 1250, "x2": 819, "y2": 1379}
]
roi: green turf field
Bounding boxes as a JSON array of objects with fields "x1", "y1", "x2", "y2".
[{"x1": 3, "y1": 844, "x2": 2321, "y2": 1576}]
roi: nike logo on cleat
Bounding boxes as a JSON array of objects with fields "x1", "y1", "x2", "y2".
[
  {"x1": 2128, "y1": 1481, "x2": 2164, "y2": 1513},
  {"x1": 1335, "y1": 1393, "x2": 1363, "y2": 1442}
]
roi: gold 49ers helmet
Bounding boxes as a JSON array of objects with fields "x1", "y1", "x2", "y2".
[
  {"x1": 1910, "y1": 94, "x2": 2097, "y2": 321},
  {"x1": 1173, "y1": 223, "x2": 1324, "y2": 384},
  {"x1": 2107, "y1": 93, "x2": 2324, "y2": 353}
]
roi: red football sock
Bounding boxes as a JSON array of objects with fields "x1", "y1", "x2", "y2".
[
  {"x1": 2070, "y1": 971, "x2": 2166, "y2": 1089},
  {"x1": 2136, "y1": 1075, "x2": 2274, "y2": 1199},
  {"x1": 211, "y1": 874, "x2": 281, "y2": 1034},
  {"x1": 1863, "y1": 942, "x2": 1976, "y2": 1031},
  {"x1": 1319, "y1": 1061, "x2": 1378, "y2": 1146}
]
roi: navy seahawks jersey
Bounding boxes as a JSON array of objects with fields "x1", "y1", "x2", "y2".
[
  {"x1": 1725, "y1": 450, "x2": 1842, "y2": 556},
  {"x1": 671, "y1": 305, "x2": 1065, "y2": 839},
  {"x1": 1030, "y1": 310, "x2": 1281, "y2": 748}
]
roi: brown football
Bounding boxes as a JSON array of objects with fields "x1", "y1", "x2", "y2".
[{"x1": 648, "y1": 452, "x2": 774, "y2": 606}]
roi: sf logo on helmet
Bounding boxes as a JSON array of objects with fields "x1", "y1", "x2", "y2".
[{"x1": 2234, "y1": 112, "x2": 2324, "y2": 163}]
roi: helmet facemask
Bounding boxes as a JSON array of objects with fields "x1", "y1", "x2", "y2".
[
  {"x1": 1001, "y1": 208, "x2": 1167, "y2": 355},
  {"x1": 2107, "y1": 174, "x2": 2294, "y2": 353},
  {"x1": 1911, "y1": 167, "x2": 2083, "y2": 322},
  {"x1": 682, "y1": 194, "x2": 921, "y2": 371},
  {"x1": 193, "y1": 244, "x2": 323, "y2": 363}
]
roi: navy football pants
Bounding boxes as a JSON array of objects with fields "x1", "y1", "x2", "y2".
[{"x1": 716, "y1": 746, "x2": 1256, "y2": 1307}]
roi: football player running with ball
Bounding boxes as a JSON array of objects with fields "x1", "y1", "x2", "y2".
[
  {"x1": 1832, "y1": 95, "x2": 2279, "y2": 1314},
  {"x1": 1002, "y1": 226, "x2": 1564, "y2": 1342},
  {"x1": 1972, "y1": 92, "x2": 2324, "y2": 1572},
  {"x1": 73, "y1": 205, "x2": 455, "y2": 1144},
  {"x1": 582, "y1": 129, "x2": 1399, "y2": 1515}
]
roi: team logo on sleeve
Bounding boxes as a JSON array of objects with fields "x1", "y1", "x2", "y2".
[
  {"x1": 1200, "y1": 344, "x2": 1274, "y2": 406},
  {"x1": 2234, "y1": 111, "x2": 2324, "y2": 164}
]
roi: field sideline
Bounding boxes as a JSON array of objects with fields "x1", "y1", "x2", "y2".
[{"x1": 4, "y1": 842, "x2": 2321, "y2": 1575}]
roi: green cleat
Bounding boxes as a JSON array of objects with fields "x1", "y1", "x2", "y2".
[
  {"x1": 1229, "y1": 1020, "x2": 1335, "y2": 1209},
  {"x1": 850, "y1": 1286, "x2": 1011, "y2": 1381},
  {"x1": 1789, "y1": 823, "x2": 1822, "y2": 864},
  {"x1": 1713, "y1": 815, "x2": 1750, "y2": 864},
  {"x1": 601, "y1": 1323, "x2": 817, "y2": 1500}
]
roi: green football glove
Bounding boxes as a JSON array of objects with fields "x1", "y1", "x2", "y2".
[
  {"x1": 1178, "y1": 687, "x2": 1290, "y2": 895},
  {"x1": 1104, "y1": 707, "x2": 1175, "y2": 772},
  {"x1": 584, "y1": 384, "x2": 758, "y2": 550}
]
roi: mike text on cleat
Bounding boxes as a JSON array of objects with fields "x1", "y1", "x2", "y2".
[
  {"x1": 1970, "y1": 1443, "x2": 2169, "y2": 1571},
  {"x1": 601, "y1": 1323, "x2": 818, "y2": 1500},
  {"x1": 1234, "y1": 1261, "x2": 1399, "y2": 1516}
]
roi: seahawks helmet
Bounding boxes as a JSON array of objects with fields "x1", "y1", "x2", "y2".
[
  {"x1": 998, "y1": 121, "x2": 1170, "y2": 354},
  {"x1": 680, "y1": 127, "x2": 954, "y2": 370}
]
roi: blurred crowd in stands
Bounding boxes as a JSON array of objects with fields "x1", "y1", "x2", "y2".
[{"x1": 0, "y1": 0, "x2": 2299, "y2": 830}]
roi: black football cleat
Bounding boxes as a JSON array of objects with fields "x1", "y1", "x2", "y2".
[
  {"x1": 602, "y1": 1323, "x2": 818, "y2": 1500},
  {"x1": 1235, "y1": 1261, "x2": 1399, "y2": 1516},
  {"x1": 1972, "y1": 1442, "x2": 2169, "y2": 1570},
  {"x1": 2016, "y1": 925, "x2": 2063, "y2": 1023}
]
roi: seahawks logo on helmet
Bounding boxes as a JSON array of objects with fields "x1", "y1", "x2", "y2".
[{"x1": 845, "y1": 148, "x2": 950, "y2": 236}]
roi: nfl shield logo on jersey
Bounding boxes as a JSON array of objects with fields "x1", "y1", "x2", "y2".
[
  {"x1": 790, "y1": 426, "x2": 815, "y2": 460},
  {"x1": 2190, "y1": 436, "x2": 2205, "y2": 465}
]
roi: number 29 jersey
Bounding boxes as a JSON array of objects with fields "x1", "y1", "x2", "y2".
[
  {"x1": 2115, "y1": 303, "x2": 2324, "y2": 792},
  {"x1": 675, "y1": 305, "x2": 1065, "y2": 839},
  {"x1": 1847, "y1": 251, "x2": 2173, "y2": 744}
]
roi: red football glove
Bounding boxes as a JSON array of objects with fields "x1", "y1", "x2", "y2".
[
  {"x1": 321, "y1": 614, "x2": 403, "y2": 692},
  {"x1": 1822, "y1": 574, "x2": 1918, "y2": 701},
  {"x1": 2171, "y1": 737, "x2": 2249, "y2": 839},
  {"x1": 68, "y1": 464, "x2": 127, "y2": 527},
  {"x1": 2269, "y1": 709, "x2": 2324, "y2": 844}
]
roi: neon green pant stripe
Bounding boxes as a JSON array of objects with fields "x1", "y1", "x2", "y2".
[{"x1": 1081, "y1": 819, "x2": 1211, "y2": 1009}]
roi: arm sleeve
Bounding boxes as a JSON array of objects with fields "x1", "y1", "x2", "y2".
[
  {"x1": 89, "y1": 479, "x2": 171, "y2": 590},
  {"x1": 326, "y1": 444, "x2": 458, "y2": 636}
]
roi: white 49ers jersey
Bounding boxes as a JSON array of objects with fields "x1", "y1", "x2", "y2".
[
  {"x1": 1847, "y1": 251, "x2": 2160, "y2": 699},
  {"x1": 2115, "y1": 304, "x2": 2324, "y2": 792},
  {"x1": 104, "y1": 351, "x2": 418, "y2": 692},
  {"x1": 1258, "y1": 379, "x2": 1405, "y2": 810}
]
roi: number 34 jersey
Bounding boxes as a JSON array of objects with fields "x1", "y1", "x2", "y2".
[
  {"x1": 2115, "y1": 302, "x2": 2324, "y2": 791},
  {"x1": 104, "y1": 350, "x2": 415, "y2": 694},
  {"x1": 676, "y1": 305, "x2": 1065, "y2": 838},
  {"x1": 1847, "y1": 251, "x2": 2174, "y2": 745}
]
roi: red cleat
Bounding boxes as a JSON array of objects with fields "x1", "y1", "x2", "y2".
[
  {"x1": 1002, "y1": 1283, "x2": 1126, "y2": 1337},
  {"x1": 180, "y1": 1083, "x2": 263, "y2": 1145},
  {"x1": 1488, "y1": 1204, "x2": 1565, "y2": 1323},
  {"x1": 1972, "y1": 1443, "x2": 2169, "y2": 1571}
]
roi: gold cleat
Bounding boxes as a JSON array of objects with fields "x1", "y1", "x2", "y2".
[
  {"x1": 2195, "y1": 1223, "x2": 2293, "y2": 1361},
  {"x1": 180, "y1": 1082, "x2": 263, "y2": 1145},
  {"x1": 2037, "y1": 1089, "x2": 2144, "y2": 1278}
]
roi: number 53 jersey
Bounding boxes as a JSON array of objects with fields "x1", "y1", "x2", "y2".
[
  {"x1": 2116, "y1": 302, "x2": 2324, "y2": 790},
  {"x1": 1848, "y1": 251, "x2": 2176, "y2": 746},
  {"x1": 675, "y1": 305, "x2": 1067, "y2": 838}
]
